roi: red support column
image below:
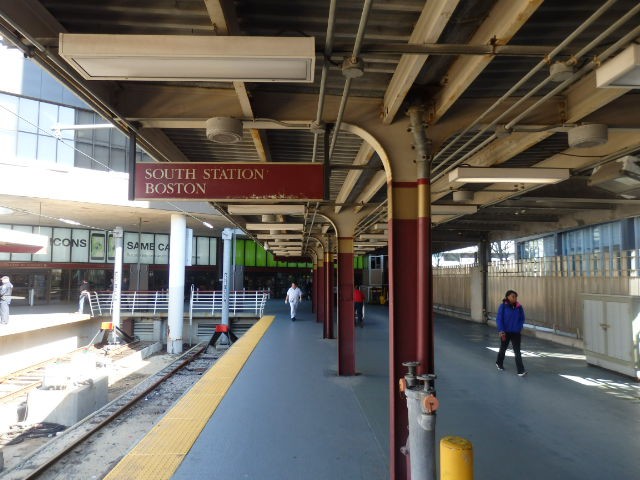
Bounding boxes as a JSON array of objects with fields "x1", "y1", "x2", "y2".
[
  {"x1": 311, "y1": 259, "x2": 317, "y2": 314},
  {"x1": 417, "y1": 177, "x2": 434, "y2": 375},
  {"x1": 316, "y1": 256, "x2": 325, "y2": 323},
  {"x1": 337, "y1": 237, "x2": 356, "y2": 375},
  {"x1": 389, "y1": 181, "x2": 419, "y2": 480},
  {"x1": 323, "y1": 251, "x2": 334, "y2": 339}
]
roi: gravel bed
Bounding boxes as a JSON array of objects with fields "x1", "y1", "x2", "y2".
[{"x1": 0, "y1": 345, "x2": 221, "y2": 480}]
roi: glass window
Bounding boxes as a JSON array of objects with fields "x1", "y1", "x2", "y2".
[
  {"x1": 36, "y1": 134, "x2": 57, "y2": 162},
  {"x1": 0, "y1": 93, "x2": 19, "y2": 132},
  {"x1": 56, "y1": 138, "x2": 75, "y2": 166},
  {"x1": 38, "y1": 102, "x2": 59, "y2": 134},
  {"x1": 110, "y1": 147, "x2": 126, "y2": 172},
  {"x1": 17, "y1": 97, "x2": 38, "y2": 133},
  {"x1": 155, "y1": 234, "x2": 169, "y2": 264},
  {"x1": 16, "y1": 132, "x2": 37, "y2": 161},
  {"x1": 94, "y1": 145, "x2": 110, "y2": 171},
  {"x1": 32, "y1": 226, "x2": 52, "y2": 262},
  {"x1": 11, "y1": 225, "x2": 33, "y2": 261},
  {"x1": 74, "y1": 142, "x2": 93, "y2": 169},
  {"x1": 58, "y1": 106, "x2": 76, "y2": 141},
  {"x1": 95, "y1": 125, "x2": 111, "y2": 144}
]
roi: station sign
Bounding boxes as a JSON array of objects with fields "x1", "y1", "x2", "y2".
[{"x1": 135, "y1": 162, "x2": 325, "y2": 201}]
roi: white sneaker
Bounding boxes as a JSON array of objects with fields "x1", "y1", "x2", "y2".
[{"x1": 517, "y1": 371, "x2": 528, "y2": 377}]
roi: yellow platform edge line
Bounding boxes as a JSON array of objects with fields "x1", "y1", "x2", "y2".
[{"x1": 104, "y1": 315, "x2": 276, "y2": 480}]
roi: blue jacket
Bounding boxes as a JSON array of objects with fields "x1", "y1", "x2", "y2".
[{"x1": 496, "y1": 301, "x2": 525, "y2": 333}]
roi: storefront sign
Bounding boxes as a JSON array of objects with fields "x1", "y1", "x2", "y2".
[{"x1": 135, "y1": 162, "x2": 325, "y2": 201}]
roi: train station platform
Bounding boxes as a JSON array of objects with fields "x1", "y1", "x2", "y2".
[{"x1": 102, "y1": 299, "x2": 639, "y2": 480}]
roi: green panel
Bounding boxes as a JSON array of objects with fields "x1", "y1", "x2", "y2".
[
  {"x1": 278, "y1": 260, "x2": 287, "y2": 267},
  {"x1": 256, "y1": 243, "x2": 267, "y2": 267},
  {"x1": 235, "y1": 239, "x2": 245, "y2": 266},
  {"x1": 354, "y1": 256, "x2": 364, "y2": 269},
  {"x1": 267, "y1": 252, "x2": 277, "y2": 267},
  {"x1": 245, "y1": 240, "x2": 257, "y2": 266}
]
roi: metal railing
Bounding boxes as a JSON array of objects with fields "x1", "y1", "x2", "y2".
[
  {"x1": 189, "y1": 289, "x2": 269, "y2": 318},
  {"x1": 88, "y1": 289, "x2": 269, "y2": 318}
]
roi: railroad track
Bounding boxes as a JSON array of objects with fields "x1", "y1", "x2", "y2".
[
  {"x1": 0, "y1": 342, "x2": 147, "y2": 405},
  {"x1": 1, "y1": 342, "x2": 216, "y2": 480}
]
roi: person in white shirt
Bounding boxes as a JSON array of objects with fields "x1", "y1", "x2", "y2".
[
  {"x1": 285, "y1": 282, "x2": 303, "y2": 321},
  {"x1": 0, "y1": 276, "x2": 14, "y2": 325}
]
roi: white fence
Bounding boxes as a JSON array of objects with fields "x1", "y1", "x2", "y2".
[{"x1": 89, "y1": 289, "x2": 269, "y2": 319}]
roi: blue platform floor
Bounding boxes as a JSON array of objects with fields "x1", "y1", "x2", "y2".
[{"x1": 167, "y1": 299, "x2": 640, "y2": 480}]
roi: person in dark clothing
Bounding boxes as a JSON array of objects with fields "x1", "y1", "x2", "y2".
[
  {"x1": 77, "y1": 279, "x2": 90, "y2": 314},
  {"x1": 354, "y1": 285, "x2": 365, "y2": 327},
  {"x1": 495, "y1": 289, "x2": 527, "y2": 376}
]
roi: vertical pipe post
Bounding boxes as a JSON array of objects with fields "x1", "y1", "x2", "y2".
[
  {"x1": 168, "y1": 214, "x2": 186, "y2": 354},
  {"x1": 111, "y1": 226, "x2": 123, "y2": 341},
  {"x1": 221, "y1": 228, "x2": 233, "y2": 328}
]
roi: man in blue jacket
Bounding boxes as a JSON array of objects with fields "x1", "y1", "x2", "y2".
[{"x1": 496, "y1": 289, "x2": 527, "y2": 376}]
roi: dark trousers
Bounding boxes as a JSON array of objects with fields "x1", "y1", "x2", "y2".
[
  {"x1": 354, "y1": 302, "x2": 364, "y2": 324},
  {"x1": 496, "y1": 332, "x2": 525, "y2": 373}
]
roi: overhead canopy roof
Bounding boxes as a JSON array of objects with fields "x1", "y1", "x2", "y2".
[{"x1": 1, "y1": 1, "x2": 640, "y2": 254}]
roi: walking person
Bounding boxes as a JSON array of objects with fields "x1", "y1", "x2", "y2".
[
  {"x1": 285, "y1": 282, "x2": 303, "y2": 321},
  {"x1": 354, "y1": 285, "x2": 365, "y2": 327},
  {"x1": 0, "y1": 275, "x2": 13, "y2": 325},
  {"x1": 495, "y1": 289, "x2": 527, "y2": 376},
  {"x1": 77, "y1": 279, "x2": 91, "y2": 314}
]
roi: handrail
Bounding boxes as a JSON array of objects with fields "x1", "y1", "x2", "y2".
[{"x1": 89, "y1": 289, "x2": 269, "y2": 318}]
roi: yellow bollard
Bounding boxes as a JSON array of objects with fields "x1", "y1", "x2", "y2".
[{"x1": 440, "y1": 436, "x2": 473, "y2": 480}]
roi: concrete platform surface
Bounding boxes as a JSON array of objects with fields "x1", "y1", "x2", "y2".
[{"x1": 170, "y1": 300, "x2": 639, "y2": 480}]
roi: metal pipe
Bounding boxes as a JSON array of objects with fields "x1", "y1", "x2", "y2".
[
  {"x1": 431, "y1": 0, "x2": 620, "y2": 178},
  {"x1": 328, "y1": 0, "x2": 374, "y2": 159},
  {"x1": 311, "y1": 0, "x2": 338, "y2": 163}
]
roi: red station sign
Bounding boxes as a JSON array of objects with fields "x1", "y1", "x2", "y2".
[{"x1": 135, "y1": 162, "x2": 325, "y2": 201}]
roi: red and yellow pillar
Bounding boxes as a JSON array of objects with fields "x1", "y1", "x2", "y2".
[{"x1": 337, "y1": 236, "x2": 356, "y2": 375}]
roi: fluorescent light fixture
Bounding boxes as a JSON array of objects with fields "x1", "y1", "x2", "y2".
[
  {"x1": 256, "y1": 234, "x2": 303, "y2": 240},
  {"x1": 358, "y1": 233, "x2": 388, "y2": 240},
  {"x1": 245, "y1": 223, "x2": 304, "y2": 230},
  {"x1": 202, "y1": 221, "x2": 214, "y2": 229},
  {"x1": 59, "y1": 34, "x2": 316, "y2": 83},
  {"x1": 596, "y1": 44, "x2": 640, "y2": 88},
  {"x1": 59, "y1": 218, "x2": 81, "y2": 225},
  {"x1": 270, "y1": 241, "x2": 301, "y2": 247},
  {"x1": 228, "y1": 204, "x2": 306, "y2": 215},
  {"x1": 449, "y1": 167, "x2": 570, "y2": 184},
  {"x1": 431, "y1": 205, "x2": 478, "y2": 215}
]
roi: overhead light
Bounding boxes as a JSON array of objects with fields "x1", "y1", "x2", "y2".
[
  {"x1": 449, "y1": 167, "x2": 570, "y2": 184},
  {"x1": 588, "y1": 155, "x2": 640, "y2": 194},
  {"x1": 202, "y1": 221, "x2": 214, "y2": 229},
  {"x1": 431, "y1": 205, "x2": 477, "y2": 215},
  {"x1": 245, "y1": 223, "x2": 304, "y2": 230},
  {"x1": 228, "y1": 204, "x2": 305, "y2": 215},
  {"x1": 452, "y1": 191, "x2": 474, "y2": 203},
  {"x1": 59, "y1": 218, "x2": 81, "y2": 225},
  {"x1": 567, "y1": 124, "x2": 608, "y2": 148},
  {"x1": 256, "y1": 233, "x2": 303, "y2": 240},
  {"x1": 0, "y1": 206, "x2": 14, "y2": 215},
  {"x1": 549, "y1": 61, "x2": 574, "y2": 82},
  {"x1": 206, "y1": 117, "x2": 243, "y2": 144},
  {"x1": 596, "y1": 43, "x2": 640, "y2": 88},
  {"x1": 59, "y1": 34, "x2": 316, "y2": 82}
]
